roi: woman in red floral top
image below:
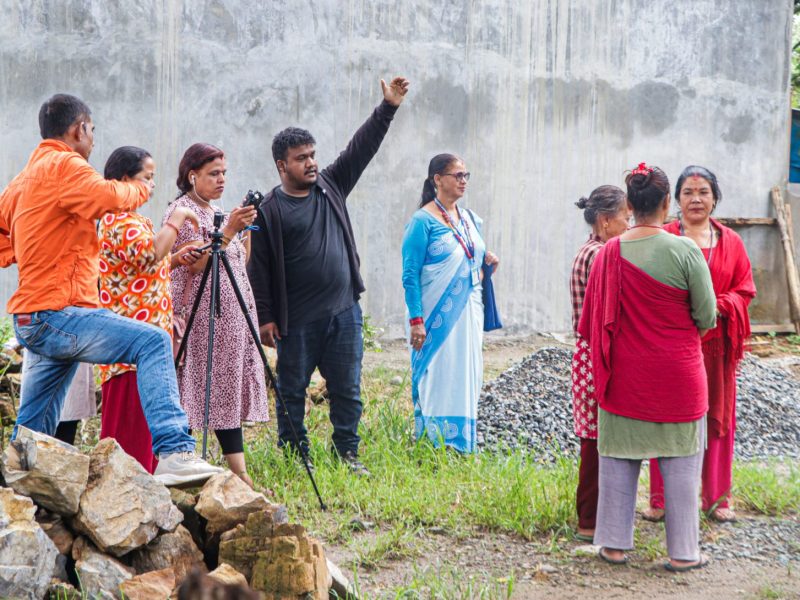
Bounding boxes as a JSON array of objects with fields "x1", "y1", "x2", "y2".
[
  {"x1": 569, "y1": 185, "x2": 629, "y2": 542},
  {"x1": 97, "y1": 146, "x2": 201, "y2": 473}
]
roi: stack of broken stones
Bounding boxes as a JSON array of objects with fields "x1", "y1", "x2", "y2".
[{"x1": 0, "y1": 427, "x2": 352, "y2": 599}]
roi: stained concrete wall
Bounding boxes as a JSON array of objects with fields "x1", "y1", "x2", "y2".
[{"x1": 0, "y1": 0, "x2": 793, "y2": 333}]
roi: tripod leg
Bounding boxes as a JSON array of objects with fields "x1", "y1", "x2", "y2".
[
  {"x1": 201, "y1": 251, "x2": 221, "y2": 460},
  {"x1": 219, "y1": 252, "x2": 327, "y2": 510},
  {"x1": 175, "y1": 260, "x2": 213, "y2": 369}
]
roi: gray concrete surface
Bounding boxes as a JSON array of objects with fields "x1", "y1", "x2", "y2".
[{"x1": 0, "y1": 0, "x2": 794, "y2": 334}]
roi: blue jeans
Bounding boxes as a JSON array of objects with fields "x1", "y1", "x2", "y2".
[
  {"x1": 276, "y1": 303, "x2": 364, "y2": 455},
  {"x1": 13, "y1": 307, "x2": 195, "y2": 455}
]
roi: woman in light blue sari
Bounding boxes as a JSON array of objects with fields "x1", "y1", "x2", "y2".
[{"x1": 401, "y1": 154, "x2": 499, "y2": 452}]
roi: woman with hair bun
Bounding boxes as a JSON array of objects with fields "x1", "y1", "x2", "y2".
[
  {"x1": 645, "y1": 166, "x2": 756, "y2": 523},
  {"x1": 578, "y1": 163, "x2": 716, "y2": 571},
  {"x1": 569, "y1": 185, "x2": 630, "y2": 542},
  {"x1": 401, "y1": 154, "x2": 499, "y2": 453}
]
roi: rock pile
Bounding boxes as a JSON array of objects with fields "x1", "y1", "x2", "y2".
[
  {"x1": 0, "y1": 428, "x2": 353, "y2": 599},
  {"x1": 477, "y1": 347, "x2": 800, "y2": 461}
]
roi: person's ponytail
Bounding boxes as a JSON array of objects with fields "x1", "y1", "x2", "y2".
[
  {"x1": 419, "y1": 177, "x2": 437, "y2": 207},
  {"x1": 418, "y1": 153, "x2": 460, "y2": 208}
]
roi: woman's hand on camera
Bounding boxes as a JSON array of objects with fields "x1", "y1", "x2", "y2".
[
  {"x1": 409, "y1": 323, "x2": 426, "y2": 351},
  {"x1": 225, "y1": 205, "x2": 257, "y2": 236},
  {"x1": 172, "y1": 242, "x2": 205, "y2": 268}
]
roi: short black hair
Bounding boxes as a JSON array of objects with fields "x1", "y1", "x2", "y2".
[
  {"x1": 271, "y1": 127, "x2": 316, "y2": 163},
  {"x1": 38, "y1": 93, "x2": 92, "y2": 139},
  {"x1": 103, "y1": 146, "x2": 152, "y2": 181}
]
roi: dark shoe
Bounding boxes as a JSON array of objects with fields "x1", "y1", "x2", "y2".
[
  {"x1": 664, "y1": 554, "x2": 709, "y2": 573},
  {"x1": 341, "y1": 450, "x2": 370, "y2": 477},
  {"x1": 598, "y1": 547, "x2": 628, "y2": 565}
]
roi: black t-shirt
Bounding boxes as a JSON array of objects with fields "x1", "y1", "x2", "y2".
[{"x1": 275, "y1": 187, "x2": 355, "y2": 327}]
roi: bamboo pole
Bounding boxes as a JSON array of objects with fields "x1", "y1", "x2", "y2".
[
  {"x1": 785, "y1": 202, "x2": 796, "y2": 263},
  {"x1": 771, "y1": 187, "x2": 800, "y2": 333}
]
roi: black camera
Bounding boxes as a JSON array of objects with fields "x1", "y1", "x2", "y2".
[
  {"x1": 243, "y1": 189, "x2": 264, "y2": 209},
  {"x1": 213, "y1": 210, "x2": 225, "y2": 229}
]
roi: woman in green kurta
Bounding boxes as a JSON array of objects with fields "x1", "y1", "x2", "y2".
[{"x1": 578, "y1": 163, "x2": 716, "y2": 572}]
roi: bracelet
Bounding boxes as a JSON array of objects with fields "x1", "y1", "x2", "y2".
[
  {"x1": 221, "y1": 235, "x2": 232, "y2": 245},
  {"x1": 409, "y1": 317, "x2": 424, "y2": 326},
  {"x1": 165, "y1": 222, "x2": 180, "y2": 235}
]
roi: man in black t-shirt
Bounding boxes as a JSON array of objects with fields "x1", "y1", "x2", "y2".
[{"x1": 248, "y1": 77, "x2": 409, "y2": 475}]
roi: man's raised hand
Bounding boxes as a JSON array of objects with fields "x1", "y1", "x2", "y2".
[{"x1": 381, "y1": 77, "x2": 410, "y2": 107}]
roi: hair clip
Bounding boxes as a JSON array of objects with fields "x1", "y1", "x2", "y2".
[{"x1": 631, "y1": 162, "x2": 653, "y2": 176}]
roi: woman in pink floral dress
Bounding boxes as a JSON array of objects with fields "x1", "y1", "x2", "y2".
[
  {"x1": 569, "y1": 185, "x2": 629, "y2": 541},
  {"x1": 165, "y1": 143, "x2": 268, "y2": 488}
]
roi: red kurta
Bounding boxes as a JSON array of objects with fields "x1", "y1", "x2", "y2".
[
  {"x1": 663, "y1": 219, "x2": 756, "y2": 437},
  {"x1": 577, "y1": 237, "x2": 708, "y2": 423}
]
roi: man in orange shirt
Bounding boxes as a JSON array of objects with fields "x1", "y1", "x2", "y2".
[{"x1": 0, "y1": 94, "x2": 222, "y2": 486}]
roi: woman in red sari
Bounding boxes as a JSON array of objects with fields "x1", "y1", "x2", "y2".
[{"x1": 645, "y1": 166, "x2": 756, "y2": 523}]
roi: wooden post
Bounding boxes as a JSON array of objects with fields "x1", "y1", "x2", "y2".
[
  {"x1": 785, "y1": 202, "x2": 796, "y2": 263},
  {"x1": 771, "y1": 187, "x2": 800, "y2": 334}
]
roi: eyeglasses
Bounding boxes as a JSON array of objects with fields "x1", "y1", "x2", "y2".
[{"x1": 440, "y1": 171, "x2": 471, "y2": 182}]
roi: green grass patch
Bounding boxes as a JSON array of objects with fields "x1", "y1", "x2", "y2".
[
  {"x1": 387, "y1": 564, "x2": 515, "y2": 600},
  {"x1": 732, "y1": 461, "x2": 800, "y2": 516},
  {"x1": 245, "y1": 366, "x2": 579, "y2": 545}
]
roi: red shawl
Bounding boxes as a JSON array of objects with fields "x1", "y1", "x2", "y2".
[
  {"x1": 577, "y1": 237, "x2": 708, "y2": 422},
  {"x1": 664, "y1": 219, "x2": 756, "y2": 436}
]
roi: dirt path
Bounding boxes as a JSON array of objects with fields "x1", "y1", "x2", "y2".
[{"x1": 344, "y1": 335, "x2": 800, "y2": 599}]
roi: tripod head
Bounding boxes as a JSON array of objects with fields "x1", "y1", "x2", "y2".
[{"x1": 208, "y1": 211, "x2": 226, "y2": 248}]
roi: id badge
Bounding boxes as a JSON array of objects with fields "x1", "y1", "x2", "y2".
[{"x1": 471, "y1": 266, "x2": 480, "y2": 286}]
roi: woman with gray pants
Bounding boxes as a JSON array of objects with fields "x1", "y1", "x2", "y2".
[{"x1": 578, "y1": 163, "x2": 717, "y2": 571}]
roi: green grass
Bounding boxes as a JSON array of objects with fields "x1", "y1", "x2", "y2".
[
  {"x1": 245, "y1": 366, "x2": 579, "y2": 543},
  {"x1": 733, "y1": 461, "x2": 800, "y2": 515},
  {"x1": 241, "y1": 364, "x2": 800, "y2": 596},
  {"x1": 387, "y1": 564, "x2": 515, "y2": 600}
]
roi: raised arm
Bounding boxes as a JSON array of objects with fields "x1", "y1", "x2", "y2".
[
  {"x1": 58, "y1": 154, "x2": 149, "y2": 220},
  {"x1": 322, "y1": 77, "x2": 409, "y2": 199}
]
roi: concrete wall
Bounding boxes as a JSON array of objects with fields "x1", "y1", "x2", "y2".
[{"x1": 0, "y1": 0, "x2": 793, "y2": 334}]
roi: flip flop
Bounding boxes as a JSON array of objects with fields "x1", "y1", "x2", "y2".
[
  {"x1": 709, "y1": 508, "x2": 737, "y2": 523},
  {"x1": 641, "y1": 508, "x2": 665, "y2": 523},
  {"x1": 664, "y1": 555, "x2": 709, "y2": 573},
  {"x1": 599, "y1": 547, "x2": 628, "y2": 565},
  {"x1": 575, "y1": 532, "x2": 594, "y2": 542}
]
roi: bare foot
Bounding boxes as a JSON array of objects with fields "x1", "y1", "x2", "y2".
[
  {"x1": 641, "y1": 507, "x2": 665, "y2": 522},
  {"x1": 710, "y1": 507, "x2": 737, "y2": 522}
]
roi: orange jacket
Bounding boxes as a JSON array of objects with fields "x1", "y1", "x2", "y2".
[{"x1": 0, "y1": 140, "x2": 149, "y2": 313}]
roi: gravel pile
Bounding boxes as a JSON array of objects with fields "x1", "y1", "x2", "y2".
[{"x1": 476, "y1": 347, "x2": 800, "y2": 461}]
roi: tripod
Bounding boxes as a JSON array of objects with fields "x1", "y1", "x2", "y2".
[{"x1": 174, "y1": 211, "x2": 326, "y2": 510}]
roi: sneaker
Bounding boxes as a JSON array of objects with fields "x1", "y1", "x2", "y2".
[
  {"x1": 153, "y1": 451, "x2": 225, "y2": 487},
  {"x1": 341, "y1": 450, "x2": 370, "y2": 477}
]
